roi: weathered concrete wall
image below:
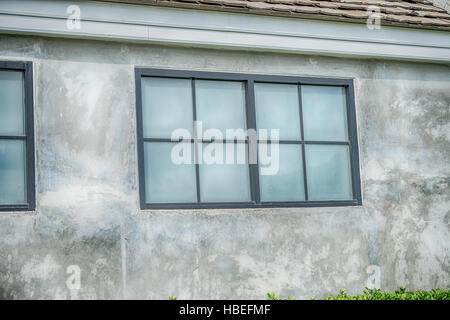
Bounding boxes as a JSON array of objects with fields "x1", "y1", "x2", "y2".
[{"x1": 0, "y1": 34, "x2": 448, "y2": 299}]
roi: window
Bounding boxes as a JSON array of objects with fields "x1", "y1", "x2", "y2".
[
  {"x1": 135, "y1": 69, "x2": 361, "y2": 209},
  {"x1": 0, "y1": 61, "x2": 35, "y2": 211}
]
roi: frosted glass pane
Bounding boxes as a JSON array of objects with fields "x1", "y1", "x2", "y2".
[
  {"x1": 305, "y1": 144, "x2": 353, "y2": 200},
  {"x1": 0, "y1": 140, "x2": 26, "y2": 204},
  {"x1": 255, "y1": 83, "x2": 301, "y2": 140},
  {"x1": 302, "y1": 86, "x2": 348, "y2": 141},
  {"x1": 199, "y1": 142, "x2": 250, "y2": 202},
  {"x1": 144, "y1": 142, "x2": 197, "y2": 203},
  {"x1": 141, "y1": 77, "x2": 193, "y2": 138},
  {"x1": 195, "y1": 80, "x2": 246, "y2": 133},
  {"x1": 259, "y1": 144, "x2": 305, "y2": 201},
  {"x1": 0, "y1": 70, "x2": 24, "y2": 135}
]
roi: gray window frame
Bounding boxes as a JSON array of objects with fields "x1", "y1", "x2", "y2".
[
  {"x1": 0, "y1": 61, "x2": 35, "y2": 212},
  {"x1": 135, "y1": 68, "x2": 362, "y2": 210}
]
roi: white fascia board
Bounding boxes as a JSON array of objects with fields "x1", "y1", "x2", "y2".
[{"x1": 0, "y1": 0, "x2": 449, "y2": 63}]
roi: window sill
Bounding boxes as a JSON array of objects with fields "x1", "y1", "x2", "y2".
[
  {"x1": 139, "y1": 200, "x2": 362, "y2": 211},
  {"x1": 0, "y1": 205, "x2": 36, "y2": 214}
]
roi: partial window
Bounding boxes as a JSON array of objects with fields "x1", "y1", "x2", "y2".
[
  {"x1": 135, "y1": 69, "x2": 361, "y2": 209},
  {"x1": 0, "y1": 61, "x2": 35, "y2": 211}
]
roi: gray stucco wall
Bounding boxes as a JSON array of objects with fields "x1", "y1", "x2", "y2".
[{"x1": 0, "y1": 34, "x2": 448, "y2": 299}]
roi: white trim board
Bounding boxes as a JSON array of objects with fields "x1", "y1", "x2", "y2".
[{"x1": 0, "y1": 0, "x2": 449, "y2": 63}]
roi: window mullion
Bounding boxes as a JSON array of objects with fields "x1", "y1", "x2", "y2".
[
  {"x1": 0, "y1": 136, "x2": 27, "y2": 140},
  {"x1": 298, "y1": 84, "x2": 309, "y2": 201},
  {"x1": 192, "y1": 78, "x2": 201, "y2": 203},
  {"x1": 246, "y1": 79, "x2": 260, "y2": 204}
]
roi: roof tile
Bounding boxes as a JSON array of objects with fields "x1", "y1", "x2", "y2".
[
  {"x1": 222, "y1": 0, "x2": 249, "y2": 7},
  {"x1": 271, "y1": 3, "x2": 295, "y2": 11},
  {"x1": 292, "y1": 5, "x2": 321, "y2": 13},
  {"x1": 413, "y1": 10, "x2": 450, "y2": 18},
  {"x1": 200, "y1": 0, "x2": 224, "y2": 4},
  {"x1": 319, "y1": 7, "x2": 345, "y2": 15},
  {"x1": 247, "y1": 1, "x2": 275, "y2": 9},
  {"x1": 342, "y1": 9, "x2": 371, "y2": 18}
]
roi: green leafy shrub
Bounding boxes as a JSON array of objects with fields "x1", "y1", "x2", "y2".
[
  {"x1": 321, "y1": 287, "x2": 450, "y2": 300},
  {"x1": 267, "y1": 291, "x2": 280, "y2": 300},
  {"x1": 170, "y1": 288, "x2": 449, "y2": 300},
  {"x1": 267, "y1": 291, "x2": 295, "y2": 300}
]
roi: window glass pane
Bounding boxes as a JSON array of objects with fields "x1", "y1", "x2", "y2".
[
  {"x1": 144, "y1": 142, "x2": 197, "y2": 203},
  {"x1": 199, "y1": 142, "x2": 250, "y2": 202},
  {"x1": 302, "y1": 86, "x2": 348, "y2": 141},
  {"x1": 305, "y1": 144, "x2": 352, "y2": 200},
  {"x1": 0, "y1": 140, "x2": 26, "y2": 204},
  {"x1": 141, "y1": 77, "x2": 193, "y2": 138},
  {"x1": 259, "y1": 144, "x2": 305, "y2": 202},
  {"x1": 195, "y1": 80, "x2": 246, "y2": 134},
  {"x1": 255, "y1": 83, "x2": 301, "y2": 140},
  {"x1": 0, "y1": 70, "x2": 24, "y2": 135}
]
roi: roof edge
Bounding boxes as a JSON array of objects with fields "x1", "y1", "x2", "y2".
[
  {"x1": 98, "y1": 0, "x2": 450, "y2": 31},
  {"x1": 1, "y1": 0, "x2": 449, "y2": 63}
]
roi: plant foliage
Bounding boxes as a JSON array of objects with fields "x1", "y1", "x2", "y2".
[{"x1": 323, "y1": 287, "x2": 450, "y2": 300}]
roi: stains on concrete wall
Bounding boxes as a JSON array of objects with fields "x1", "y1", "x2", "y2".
[{"x1": 0, "y1": 35, "x2": 448, "y2": 299}]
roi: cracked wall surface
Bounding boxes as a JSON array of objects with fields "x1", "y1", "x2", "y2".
[{"x1": 0, "y1": 34, "x2": 448, "y2": 299}]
